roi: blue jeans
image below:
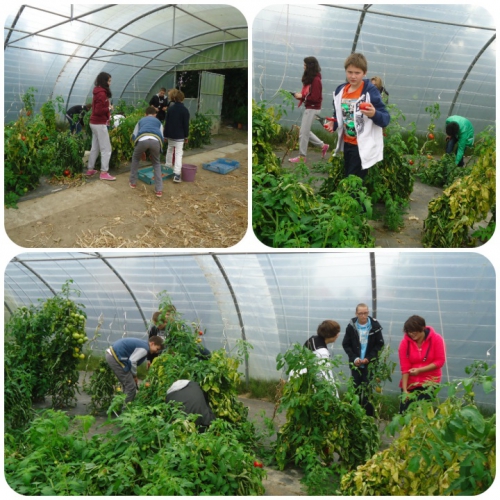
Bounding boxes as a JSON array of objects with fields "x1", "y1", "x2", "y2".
[{"x1": 445, "y1": 136, "x2": 464, "y2": 166}]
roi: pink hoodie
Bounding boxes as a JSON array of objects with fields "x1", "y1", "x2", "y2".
[{"x1": 398, "y1": 325, "x2": 446, "y2": 390}]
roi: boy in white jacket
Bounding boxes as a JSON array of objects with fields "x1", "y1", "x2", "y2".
[{"x1": 326, "y1": 53, "x2": 390, "y2": 182}]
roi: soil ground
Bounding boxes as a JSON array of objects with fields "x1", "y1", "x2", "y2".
[
  {"x1": 5, "y1": 126, "x2": 248, "y2": 248},
  {"x1": 280, "y1": 145, "x2": 488, "y2": 248},
  {"x1": 32, "y1": 371, "x2": 393, "y2": 496}
]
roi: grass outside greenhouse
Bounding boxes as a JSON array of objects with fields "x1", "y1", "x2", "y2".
[{"x1": 4, "y1": 285, "x2": 496, "y2": 495}]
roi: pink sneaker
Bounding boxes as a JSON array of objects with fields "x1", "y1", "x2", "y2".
[
  {"x1": 288, "y1": 156, "x2": 306, "y2": 163},
  {"x1": 129, "y1": 182, "x2": 136, "y2": 189},
  {"x1": 321, "y1": 144, "x2": 330, "y2": 158},
  {"x1": 85, "y1": 169, "x2": 98, "y2": 176},
  {"x1": 155, "y1": 191, "x2": 163, "y2": 198},
  {"x1": 100, "y1": 172, "x2": 116, "y2": 181}
]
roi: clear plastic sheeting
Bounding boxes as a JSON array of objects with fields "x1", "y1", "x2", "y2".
[
  {"x1": 252, "y1": 3, "x2": 496, "y2": 133},
  {"x1": 4, "y1": 4, "x2": 247, "y2": 122},
  {"x1": 3, "y1": 252, "x2": 495, "y2": 407}
]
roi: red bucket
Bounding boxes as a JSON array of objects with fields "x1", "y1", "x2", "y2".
[{"x1": 181, "y1": 164, "x2": 197, "y2": 182}]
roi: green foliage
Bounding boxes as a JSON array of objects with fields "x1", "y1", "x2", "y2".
[
  {"x1": 274, "y1": 344, "x2": 380, "y2": 493},
  {"x1": 418, "y1": 153, "x2": 471, "y2": 188},
  {"x1": 83, "y1": 359, "x2": 117, "y2": 415},
  {"x1": 42, "y1": 131, "x2": 86, "y2": 177},
  {"x1": 340, "y1": 363, "x2": 495, "y2": 495},
  {"x1": 253, "y1": 162, "x2": 374, "y2": 248},
  {"x1": 252, "y1": 99, "x2": 283, "y2": 174},
  {"x1": 6, "y1": 290, "x2": 267, "y2": 496},
  {"x1": 186, "y1": 111, "x2": 213, "y2": 149},
  {"x1": 4, "y1": 88, "x2": 78, "y2": 207},
  {"x1": 4, "y1": 404, "x2": 266, "y2": 496},
  {"x1": 4, "y1": 281, "x2": 89, "y2": 426},
  {"x1": 422, "y1": 143, "x2": 496, "y2": 247},
  {"x1": 107, "y1": 109, "x2": 145, "y2": 168}
]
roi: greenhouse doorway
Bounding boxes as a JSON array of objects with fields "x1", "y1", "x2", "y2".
[{"x1": 199, "y1": 71, "x2": 225, "y2": 135}]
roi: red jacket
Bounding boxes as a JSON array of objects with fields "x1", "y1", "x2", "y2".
[
  {"x1": 299, "y1": 73, "x2": 322, "y2": 110},
  {"x1": 90, "y1": 86, "x2": 110, "y2": 125},
  {"x1": 398, "y1": 326, "x2": 446, "y2": 390}
]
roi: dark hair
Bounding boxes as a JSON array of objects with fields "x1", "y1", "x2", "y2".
[
  {"x1": 95, "y1": 72, "x2": 112, "y2": 98},
  {"x1": 317, "y1": 320, "x2": 341, "y2": 339},
  {"x1": 160, "y1": 87, "x2": 166, "y2": 92},
  {"x1": 153, "y1": 306, "x2": 176, "y2": 324},
  {"x1": 404, "y1": 315, "x2": 426, "y2": 334},
  {"x1": 302, "y1": 56, "x2": 321, "y2": 85},
  {"x1": 446, "y1": 121, "x2": 459, "y2": 137},
  {"x1": 145, "y1": 106, "x2": 157, "y2": 115},
  {"x1": 149, "y1": 335, "x2": 164, "y2": 347},
  {"x1": 344, "y1": 53, "x2": 368, "y2": 73}
]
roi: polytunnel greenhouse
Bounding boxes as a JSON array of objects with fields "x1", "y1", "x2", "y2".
[
  {"x1": 252, "y1": 3, "x2": 496, "y2": 249},
  {"x1": 3, "y1": 4, "x2": 249, "y2": 248},
  {"x1": 253, "y1": 3, "x2": 496, "y2": 132},
  {"x1": 3, "y1": 252, "x2": 497, "y2": 495}
]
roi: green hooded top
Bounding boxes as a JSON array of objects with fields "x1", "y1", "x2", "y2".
[{"x1": 445, "y1": 115, "x2": 474, "y2": 165}]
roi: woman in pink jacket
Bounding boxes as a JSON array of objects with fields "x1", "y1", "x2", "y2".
[
  {"x1": 86, "y1": 72, "x2": 116, "y2": 181},
  {"x1": 289, "y1": 56, "x2": 329, "y2": 163},
  {"x1": 398, "y1": 315, "x2": 446, "y2": 413}
]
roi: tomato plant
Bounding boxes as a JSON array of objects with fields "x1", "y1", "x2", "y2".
[
  {"x1": 274, "y1": 344, "x2": 380, "y2": 479},
  {"x1": 4, "y1": 280, "x2": 89, "y2": 419}
]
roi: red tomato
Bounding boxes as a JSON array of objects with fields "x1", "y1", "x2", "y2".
[
  {"x1": 253, "y1": 460, "x2": 263, "y2": 468},
  {"x1": 21, "y1": 136, "x2": 27, "y2": 141},
  {"x1": 63, "y1": 169, "x2": 71, "y2": 177},
  {"x1": 359, "y1": 102, "x2": 370, "y2": 110},
  {"x1": 428, "y1": 133, "x2": 435, "y2": 140},
  {"x1": 427, "y1": 154, "x2": 433, "y2": 160},
  {"x1": 26, "y1": 110, "x2": 31, "y2": 116},
  {"x1": 409, "y1": 159, "x2": 414, "y2": 165},
  {"x1": 198, "y1": 331, "x2": 203, "y2": 336}
]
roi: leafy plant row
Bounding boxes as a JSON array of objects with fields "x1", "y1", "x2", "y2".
[{"x1": 4, "y1": 87, "x2": 214, "y2": 208}]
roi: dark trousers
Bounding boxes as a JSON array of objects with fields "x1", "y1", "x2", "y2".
[
  {"x1": 344, "y1": 142, "x2": 368, "y2": 181},
  {"x1": 352, "y1": 367, "x2": 375, "y2": 417},
  {"x1": 445, "y1": 136, "x2": 464, "y2": 166},
  {"x1": 399, "y1": 387, "x2": 433, "y2": 414}
]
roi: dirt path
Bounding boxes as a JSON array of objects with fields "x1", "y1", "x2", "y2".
[{"x1": 5, "y1": 129, "x2": 248, "y2": 248}]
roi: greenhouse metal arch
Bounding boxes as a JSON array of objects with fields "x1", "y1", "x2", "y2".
[
  {"x1": 4, "y1": 251, "x2": 496, "y2": 409},
  {"x1": 4, "y1": 4, "x2": 248, "y2": 121},
  {"x1": 252, "y1": 3, "x2": 496, "y2": 133}
]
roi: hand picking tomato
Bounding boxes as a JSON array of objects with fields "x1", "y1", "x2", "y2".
[
  {"x1": 359, "y1": 102, "x2": 371, "y2": 110},
  {"x1": 428, "y1": 133, "x2": 435, "y2": 140}
]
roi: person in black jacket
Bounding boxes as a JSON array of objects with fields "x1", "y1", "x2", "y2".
[
  {"x1": 163, "y1": 89, "x2": 190, "y2": 183},
  {"x1": 342, "y1": 303, "x2": 384, "y2": 416},
  {"x1": 149, "y1": 87, "x2": 169, "y2": 122},
  {"x1": 65, "y1": 104, "x2": 91, "y2": 134},
  {"x1": 166, "y1": 380, "x2": 216, "y2": 431}
]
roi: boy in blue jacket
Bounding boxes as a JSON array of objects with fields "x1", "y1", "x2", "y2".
[
  {"x1": 129, "y1": 106, "x2": 164, "y2": 197},
  {"x1": 164, "y1": 89, "x2": 190, "y2": 183},
  {"x1": 106, "y1": 336, "x2": 164, "y2": 403},
  {"x1": 326, "y1": 53, "x2": 390, "y2": 182}
]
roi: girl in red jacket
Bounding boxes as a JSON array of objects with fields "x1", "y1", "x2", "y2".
[
  {"x1": 398, "y1": 315, "x2": 446, "y2": 413},
  {"x1": 289, "y1": 56, "x2": 329, "y2": 163},
  {"x1": 86, "y1": 72, "x2": 115, "y2": 181}
]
